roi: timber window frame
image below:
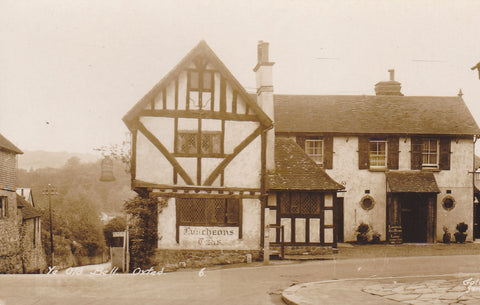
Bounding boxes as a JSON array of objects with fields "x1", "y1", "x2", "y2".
[
  {"x1": 188, "y1": 69, "x2": 214, "y2": 110},
  {"x1": 422, "y1": 138, "x2": 439, "y2": 168},
  {"x1": 359, "y1": 136, "x2": 399, "y2": 170},
  {"x1": 0, "y1": 196, "x2": 7, "y2": 218},
  {"x1": 296, "y1": 135, "x2": 333, "y2": 169},
  {"x1": 369, "y1": 140, "x2": 387, "y2": 168},
  {"x1": 176, "y1": 197, "x2": 241, "y2": 227},
  {"x1": 305, "y1": 139, "x2": 324, "y2": 166}
]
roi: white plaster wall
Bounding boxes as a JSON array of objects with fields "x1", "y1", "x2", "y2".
[
  {"x1": 157, "y1": 198, "x2": 261, "y2": 250},
  {"x1": 136, "y1": 131, "x2": 173, "y2": 184},
  {"x1": 435, "y1": 139, "x2": 474, "y2": 241},
  {"x1": 178, "y1": 71, "x2": 187, "y2": 110},
  {"x1": 224, "y1": 121, "x2": 259, "y2": 154},
  {"x1": 224, "y1": 136, "x2": 261, "y2": 188},
  {"x1": 140, "y1": 117, "x2": 175, "y2": 151},
  {"x1": 326, "y1": 136, "x2": 387, "y2": 241}
]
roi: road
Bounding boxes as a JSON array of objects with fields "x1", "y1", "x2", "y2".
[{"x1": 1, "y1": 255, "x2": 480, "y2": 305}]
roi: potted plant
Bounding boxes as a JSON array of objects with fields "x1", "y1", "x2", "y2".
[
  {"x1": 356, "y1": 222, "x2": 370, "y2": 244},
  {"x1": 442, "y1": 226, "x2": 451, "y2": 244},
  {"x1": 371, "y1": 231, "x2": 381, "y2": 244},
  {"x1": 454, "y1": 222, "x2": 468, "y2": 243}
]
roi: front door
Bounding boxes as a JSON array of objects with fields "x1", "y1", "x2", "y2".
[
  {"x1": 336, "y1": 197, "x2": 344, "y2": 243},
  {"x1": 400, "y1": 194, "x2": 435, "y2": 243},
  {"x1": 474, "y1": 201, "x2": 480, "y2": 239}
]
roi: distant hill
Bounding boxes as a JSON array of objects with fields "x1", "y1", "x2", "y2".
[{"x1": 18, "y1": 150, "x2": 101, "y2": 170}]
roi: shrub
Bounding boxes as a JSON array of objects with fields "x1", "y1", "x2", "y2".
[
  {"x1": 356, "y1": 223, "x2": 370, "y2": 244},
  {"x1": 454, "y1": 222, "x2": 468, "y2": 243},
  {"x1": 371, "y1": 231, "x2": 381, "y2": 244},
  {"x1": 442, "y1": 226, "x2": 451, "y2": 244}
]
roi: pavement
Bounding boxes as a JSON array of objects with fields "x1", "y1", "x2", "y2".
[{"x1": 282, "y1": 273, "x2": 480, "y2": 305}]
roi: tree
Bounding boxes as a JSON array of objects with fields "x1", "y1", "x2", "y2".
[{"x1": 103, "y1": 216, "x2": 127, "y2": 247}]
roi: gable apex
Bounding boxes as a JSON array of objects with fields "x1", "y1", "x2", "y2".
[{"x1": 123, "y1": 41, "x2": 272, "y2": 128}]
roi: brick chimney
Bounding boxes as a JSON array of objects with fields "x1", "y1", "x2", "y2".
[
  {"x1": 253, "y1": 41, "x2": 275, "y2": 172},
  {"x1": 375, "y1": 69, "x2": 404, "y2": 96}
]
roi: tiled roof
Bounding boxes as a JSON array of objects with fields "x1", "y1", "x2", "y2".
[
  {"x1": 386, "y1": 171, "x2": 440, "y2": 193},
  {"x1": 16, "y1": 195, "x2": 42, "y2": 220},
  {"x1": 249, "y1": 94, "x2": 480, "y2": 135},
  {"x1": 0, "y1": 133, "x2": 23, "y2": 154},
  {"x1": 267, "y1": 138, "x2": 344, "y2": 191}
]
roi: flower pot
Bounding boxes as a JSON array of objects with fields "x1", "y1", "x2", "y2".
[{"x1": 454, "y1": 232, "x2": 467, "y2": 243}]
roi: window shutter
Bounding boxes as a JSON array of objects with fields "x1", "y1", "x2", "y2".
[
  {"x1": 387, "y1": 136, "x2": 399, "y2": 170},
  {"x1": 411, "y1": 137, "x2": 423, "y2": 170},
  {"x1": 296, "y1": 136, "x2": 305, "y2": 151},
  {"x1": 226, "y1": 198, "x2": 239, "y2": 224},
  {"x1": 439, "y1": 138, "x2": 451, "y2": 170},
  {"x1": 358, "y1": 136, "x2": 370, "y2": 169},
  {"x1": 324, "y1": 136, "x2": 334, "y2": 169}
]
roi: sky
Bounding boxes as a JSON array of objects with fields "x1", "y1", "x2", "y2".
[{"x1": 1, "y1": 0, "x2": 480, "y2": 154}]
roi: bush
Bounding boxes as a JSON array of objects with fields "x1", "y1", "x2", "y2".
[
  {"x1": 442, "y1": 226, "x2": 451, "y2": 244},
  {"x1": 371, "y1": 232, "x2": 381, "y2": 244},
  {"x1": 356, "y1": 223, "x2": 370, "y2": 244},
  {"x1": 454, "y1": 222, "x2": 468, "y2": 243}
]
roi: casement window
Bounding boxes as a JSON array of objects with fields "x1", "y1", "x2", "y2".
[
  {"x1": 422, "y1": 138, "x2": 439, "y2": 168},
  {"x1": 359, "y1": 136, "x2": 399, "y2": 170},
  {"x1": 296, "y1": 136, "x2": 333, "y2": 169},
  {"x1": 305, "y1": 139, "x2": 324, "y2": 165},
  {"x1": 176, "y1": 198, "x2": 240, "y2": 226},
  {"x1": 279, "y1": 192, "x2": 322, "y2": 215},
  {"x1": 411, "y1": 137, "x2": 450, "y2": 170},
  {"x1": 0, "y1": 196, "x2": 7, "y2": 218},
  {"x1": 369, "y1": 140, "x2": 387, "y2": 168},
  {"x1": 188, "y1": 70, "x2": 213, "y2": 110},
  {"x1": 175, "y1": 130, "x2": 221, "y2": 155}
]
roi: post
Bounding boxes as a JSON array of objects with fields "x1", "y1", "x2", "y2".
[
  {"x1": 263, "y1": 223, "x2": 270, "y2": 264},
  {"x1": 42, "y1": 184, "x2": 57, "y2": 266}
]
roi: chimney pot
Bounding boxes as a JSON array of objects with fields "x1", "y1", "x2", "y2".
[{"x1": 388, "y1": 69, "x2": 395, "y2": 81}]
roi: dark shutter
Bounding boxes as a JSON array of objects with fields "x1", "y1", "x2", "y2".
[
  {"x1": 411, "y1": 137, "x2": 423, "y2": 170},
  {"x1": 439, "y1": 138, "x2": 451, "y2": 170},
  {"x1": 296, "y1": 136, "x2": 306, "y2": 151},
  {"x1": 324, "y1": 136, "x2": 334, "y2": 169},
  {"x1": 226, "y1": 198, "x2": 239, "y2": 224},
  {"x1": 387, "y1": 136, "x2": 399, "y2": 170},
  {"x1": 358, "y1": 136, "x2": 370, "y2": 169}
]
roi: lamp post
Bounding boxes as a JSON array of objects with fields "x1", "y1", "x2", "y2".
[{"x1": 42, "y1": 184, "x2": 58, "y2": 266}]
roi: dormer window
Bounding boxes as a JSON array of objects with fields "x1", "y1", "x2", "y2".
[
  {"x1": 422, "y1": 138, "x2": 439, "y2": 168},
  {"x1": 305, "y1": 139, "x2": 324, "y2": 166},
  {"x1": 369, "y1": 140, "x2": 387, "y2": 168}
]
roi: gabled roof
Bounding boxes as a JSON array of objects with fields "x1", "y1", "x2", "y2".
[
  {"x1": 386, "y1": 171, "x2": 440, "y2": 193},
  {"x1": 268, "y1": 138, "x2": 344, "y2": 191},
  {"x1": 16, "y1": 195, "x2": 42, "y2": 220},
  {"x1": 0, "y1": 133, "x2": 23, "y2": 154},
  {"x1": 268, "y1": 94, "x2": 480, "y2": 136},
  {"x1": 123, "y1": 40, "x2": 272, "y2": 127}
]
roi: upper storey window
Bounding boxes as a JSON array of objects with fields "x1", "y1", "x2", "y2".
[
  {"x1": 369, "y1": 140, "x2": 387, "y2": 168},
  {"x1": 411, "y1": 137, "x2": 450, "y2": 170},
  {"x1": 176, "y1": 131, "x2": 221, "y2": 156},
  {"x1": 422, "y1": 138, "x2": 439, "y2": 168},
  {"x1": 188, "y1": 70, "x2": 213, "y2": 110},
  {"x1": 305, "y1": 139, "x2": 324, "y2": 166}
]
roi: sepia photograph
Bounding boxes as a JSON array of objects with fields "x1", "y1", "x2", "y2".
[{"x1": 1, "y1": 0, "x2": 480, "y2": 304}]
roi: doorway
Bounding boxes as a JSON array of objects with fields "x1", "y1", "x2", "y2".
[{"x1": 401, "y1": 194, "x2": 428, "y2": 243}]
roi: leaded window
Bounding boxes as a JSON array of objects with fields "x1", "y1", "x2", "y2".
[
  {"x1": 176, "y1": 131, "x2": 221, "y2": 155},
  {"x1": 177, "y1": 198, "x2": 240, "y2": 226}
]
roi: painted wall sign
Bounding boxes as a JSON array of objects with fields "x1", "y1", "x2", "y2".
[{"x1": 180, "y1": 226, "x2": 238, "y2": 248}]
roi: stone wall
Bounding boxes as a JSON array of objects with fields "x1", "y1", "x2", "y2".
[
  {"x1": 152, "y1": 249, "x2": 261, "y2": 269},
  {"x1": 19, "y1": 218, "x2": 47, "y2": 273},
  {"x1": 0, "y1": 218, "x2": 22, "y2": 273}
]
